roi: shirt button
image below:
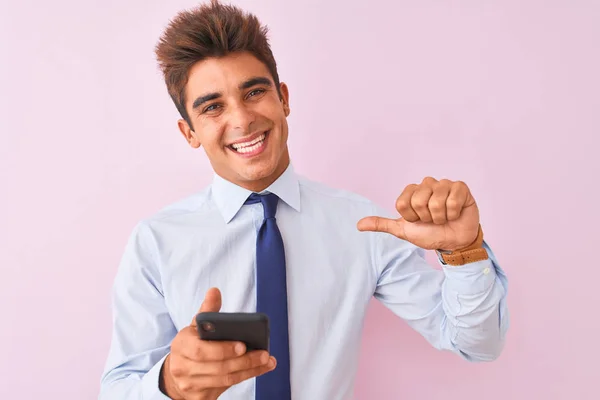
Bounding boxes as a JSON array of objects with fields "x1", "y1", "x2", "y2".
[{"x1": 483, "y1": 267, "x2": 490, "y2": 275}]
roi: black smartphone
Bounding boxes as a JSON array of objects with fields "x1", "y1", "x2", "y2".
[{"x1": 195, "y1": 312, "x2": 270, "y2": 352}]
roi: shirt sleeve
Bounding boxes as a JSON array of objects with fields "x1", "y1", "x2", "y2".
[
  {"x1": 99, "y1": 222, "x2": 177, "y2": 399},
  {"x1": 371, "y1": 205, "x2": 509, "y2": 362}
]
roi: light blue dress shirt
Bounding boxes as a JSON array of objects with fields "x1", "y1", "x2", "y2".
[{"x1": 99, "y1": 163, "x2": 509, "y2": 400}]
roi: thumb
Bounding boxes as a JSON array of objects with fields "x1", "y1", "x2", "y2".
[
  {"x1": 191, "y1": 287, "x2": 222, "y2": 326},
  {"x1": 357, "y1": 216, "x2": 407, "y2": 239}
]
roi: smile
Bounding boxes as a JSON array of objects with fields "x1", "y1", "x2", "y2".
[{"x1": 228, "y1": 131, "x2": 269, "y2": 156}]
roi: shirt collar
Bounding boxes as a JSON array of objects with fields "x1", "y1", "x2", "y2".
[{"x1": 211, "y1": 163, "x2": 301, "y2": 224}]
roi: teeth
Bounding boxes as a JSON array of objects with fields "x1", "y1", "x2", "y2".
[
  {"x1": 236, "y1": 139, "x2": 264, "y2": 153},
  {"x1": 232, "y1": 133, "x2": 265, "y2": 149}
]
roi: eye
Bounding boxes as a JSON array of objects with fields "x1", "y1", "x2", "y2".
[
  {"x1": 247, "y1": 89, "x2": 265, "y2": 98},
  {"x1": 203, "y1": 104, "x2": 221, "y2": 113}
]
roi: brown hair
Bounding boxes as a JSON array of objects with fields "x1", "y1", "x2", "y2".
[{"x1": 154, "y1": 0, "x2": 281, "y2": 129}]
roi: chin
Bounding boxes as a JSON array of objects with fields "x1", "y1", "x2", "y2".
[{"x1": 238, "y1": 162, "x2": 277, "y2": 182}]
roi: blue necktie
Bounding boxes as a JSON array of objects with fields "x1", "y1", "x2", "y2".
[{"x1": 245, "y1": 193, "x2": 292, "y2": 399}]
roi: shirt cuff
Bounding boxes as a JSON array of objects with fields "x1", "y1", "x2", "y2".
[
  {"x1": 142, "y1": 353, "x2": 172, "y2": 400},
  {"x1": 440, "y1": 240, "x2": 501, "y2": 295}
]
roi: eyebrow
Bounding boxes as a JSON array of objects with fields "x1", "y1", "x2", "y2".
[
  {"x1": 191, "y1": 76, "x2": 273, "y2": 110},
  {"x1": 239, "y1": 76, "x2": 272, "y2": 90}
]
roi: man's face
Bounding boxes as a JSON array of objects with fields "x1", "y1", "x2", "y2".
[{"x1": 179, "y1": 52, "x2": 291, "y2": 191}]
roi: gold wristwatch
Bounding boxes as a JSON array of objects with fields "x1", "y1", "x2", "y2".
[{"x1": 436, "y1": 224, "x2": 489, "y2": 266}]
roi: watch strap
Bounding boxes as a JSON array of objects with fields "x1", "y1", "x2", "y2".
[{"x1": 437, "y1": 224, "x2": 489, "y2": 266}]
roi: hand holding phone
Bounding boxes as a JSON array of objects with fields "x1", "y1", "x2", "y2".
[{"x1": 159, "y1": 288, "x2": 276, "y2": 400}]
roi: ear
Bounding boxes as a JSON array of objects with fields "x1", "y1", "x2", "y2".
[
  {"x1": 178, "y1": 119, "x2": 201, "y2": 148},
  {"x1": 279, "y1": 82, "x2": 291, "y2": 117}
]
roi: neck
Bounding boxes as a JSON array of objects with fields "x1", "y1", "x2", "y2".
[{"x1": 243, "y1": 158, "x2": 290, "y2": 192}]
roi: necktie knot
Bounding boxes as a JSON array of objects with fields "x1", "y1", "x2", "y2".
[{"x1": 245, "y1": 193, "x2": 279, "y2": 220}]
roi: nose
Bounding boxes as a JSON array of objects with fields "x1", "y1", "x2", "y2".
[{"x1": 228, "y1": 102, "x2": 256, "y2": 131}]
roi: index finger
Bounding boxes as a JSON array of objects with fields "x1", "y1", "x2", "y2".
[
  {"x1": 182, "y1": 332, "x2": 247, "y2": 362},
  {"x1": 396, "y1": 184, "x2": 419, "y2": 222}
]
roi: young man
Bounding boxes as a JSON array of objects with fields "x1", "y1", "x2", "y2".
[{"x1": 99, "y1": 1, "x2": 509, "y2": 399}]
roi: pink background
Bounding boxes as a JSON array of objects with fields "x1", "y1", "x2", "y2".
[{"x1": 1, "y1": 0, "x2": 598, "y2": 398}]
